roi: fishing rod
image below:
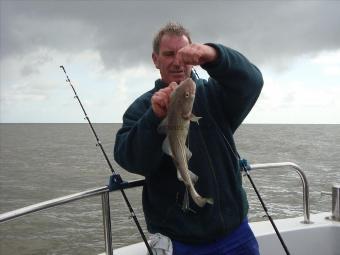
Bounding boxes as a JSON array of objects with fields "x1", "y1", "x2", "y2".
[
  {"x1": 239, "y1": 159, "x2": 291, "y2": 255},
  {"x1": 59, "y1": 66, "x2": 153, "y2": 255},
  {"x1": 193, "y1": 68, "x2": 290, "y2": 255}
]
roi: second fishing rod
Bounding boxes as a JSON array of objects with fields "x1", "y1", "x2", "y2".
[
  {"x1": 193, "y1": 68, "x2": 291, "y2": 255},
  {"x1": 60, "y1": 66, "x2": 153, "y2": 255}
]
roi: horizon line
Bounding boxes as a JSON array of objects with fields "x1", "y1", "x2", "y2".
[{"x1": 0, "y1": 122, "x2": 339, "y2": 125}]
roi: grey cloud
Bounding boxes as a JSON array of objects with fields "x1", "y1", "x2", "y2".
[
  {"x1": 21, "y1": 65, "x2": 39, "y2": 77},
  {"x1": 20, "y1": 52, "x2": 53, "y2": 77},
  {"x1": 1, "y1": 1, "x2": 340, "y2": 70}
]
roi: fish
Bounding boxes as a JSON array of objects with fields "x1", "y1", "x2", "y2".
[{"x1": 158, "y1": 78, "x2": 214, "y2": 208}]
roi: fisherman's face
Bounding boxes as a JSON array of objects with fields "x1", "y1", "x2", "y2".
[{"x1": 152, "y1": 34, "x2": 192, "y2": 85}]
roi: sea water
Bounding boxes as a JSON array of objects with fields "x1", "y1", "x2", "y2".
[{"x1": 0, "y1": 124, "x2": 339, "y2": 255}]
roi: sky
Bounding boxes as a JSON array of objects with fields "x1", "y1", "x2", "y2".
[{"x1": 1, "y1": 0, "x2": 339, "y2": 124}]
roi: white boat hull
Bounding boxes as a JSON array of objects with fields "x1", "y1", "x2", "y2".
[
  {"x1": 106, "y1": 212, "x2": 340, "y2": 255},
  {"x1": 254, "y1": 212, "x2": 339, "y2": 255}
]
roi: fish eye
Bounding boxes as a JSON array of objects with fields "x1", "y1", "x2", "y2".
[{"x1": 185, "y1": 92, "x2": 189, "y2": 98}]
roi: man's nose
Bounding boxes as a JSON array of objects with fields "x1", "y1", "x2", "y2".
[
  {"x1": 173, "y1": 56, "x2": 181, "y2": 66},
  {"x1": 173, "y1": 52, "x2": 184, "y2": 66}
]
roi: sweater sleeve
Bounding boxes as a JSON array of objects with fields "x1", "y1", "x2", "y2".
[
  {"x1": 201, "y1": 44, "x2": 263, "y2": 132},
  {"x1": 114, "y1": 94, "x2": 165, "y2": 177}
]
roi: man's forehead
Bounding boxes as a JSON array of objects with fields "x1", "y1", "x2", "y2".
[{"x1": 159, "y1": 34, "x2": 190, "y2": 51}]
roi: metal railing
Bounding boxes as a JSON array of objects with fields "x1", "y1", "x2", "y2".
[
  {"x1": 248, "y1": 162, "x2": 310, "y2": 224},
  {"x1": 0, "y1": 179, "x2": 145, "y2": 255},
  {"x1": 0, "y1": 162, "x2": 311, "y2": 254}
]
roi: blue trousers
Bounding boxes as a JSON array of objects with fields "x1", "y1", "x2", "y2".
[{"x1": 172, "y1": 219, "x2": 260, "y2": 255}]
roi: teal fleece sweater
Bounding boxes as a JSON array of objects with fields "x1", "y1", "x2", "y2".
[{"x1": 114, "y1": 44, "x2": 263, "y2": 244}]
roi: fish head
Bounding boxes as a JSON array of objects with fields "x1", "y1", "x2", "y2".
[{"x1": 171, "y1": 78, "x2": 196, "y2": 118}]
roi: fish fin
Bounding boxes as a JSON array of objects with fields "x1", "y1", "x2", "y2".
[
  {"x1": 162, "y1": 136, "x2": 173, "y2": 157},
  {"x1": 185, "y1": 147, "x2": 192, "y2": 161},
  {"x1": 158, "y1": 117, "x2": 168, "y2": 134},
  {"x1": 205, "y1": 197, "x2": 214, "y2": 205},
  {"x1": 177, "y1": 170, "x2": 184, "y2": 182},
  {"x1": 182, "y1": 188, "x2": 197, "y2": 213},
  {"x1": 182, "y1": 188, "x2": 189, "y2": 211},
  {"x1": 188, "y1": 169, "x2": 198, "y2": 183},
  {"x1": 190, "y1": 114, "x2": 202, "y2": 124},
  {"x1": 176, "y1": 169, "x2": 197, "y2": 184}
]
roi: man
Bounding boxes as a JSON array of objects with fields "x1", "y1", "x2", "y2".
[{"x1": 114, "y1": 22, "x2": 263, "y2": 255}]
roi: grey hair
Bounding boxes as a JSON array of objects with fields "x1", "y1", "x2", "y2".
[{"x1": 152, "y1": 22, "x2": 192, "y2": 54}]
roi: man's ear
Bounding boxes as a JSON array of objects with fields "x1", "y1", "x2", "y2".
[{"x1": 152, "y1": 52, "x2": 160, "y2": 69}]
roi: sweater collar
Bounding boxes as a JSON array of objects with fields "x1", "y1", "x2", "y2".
[{"x1": 154, "y1": 79, "x2": 167, "y2": 90}]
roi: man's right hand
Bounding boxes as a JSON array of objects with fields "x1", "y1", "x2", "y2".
[{"x1": 151, "y1": 82, "x2": 177, "y2": 118}]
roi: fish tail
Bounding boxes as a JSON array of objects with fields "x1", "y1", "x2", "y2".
[
  {"x1": 194, "y1": 196, "x2": 214, "y2": 207},
  {"x1": 192, "y1": 194, "x2": 214, "y2": 207}
]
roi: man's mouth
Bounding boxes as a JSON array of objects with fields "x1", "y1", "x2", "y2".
[{"x1": 170, "y1": 70, "x2": 184, "y2": 74}]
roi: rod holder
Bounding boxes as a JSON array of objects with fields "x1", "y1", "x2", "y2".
[{"x1": 322, "y1": 184, "x2": 340, "y2": 221}]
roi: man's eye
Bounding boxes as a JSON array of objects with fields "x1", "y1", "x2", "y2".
[{"x1": 163, "y1": 52, "x2": 175, "y2": 57}]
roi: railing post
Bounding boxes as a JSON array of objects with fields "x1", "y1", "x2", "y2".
[{"x1": 101, "y1": 191, "x2": 113, "y2": 255}]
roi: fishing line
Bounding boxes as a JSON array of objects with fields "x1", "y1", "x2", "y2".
[
  {"x1": 193, "y1": 68, "x2": 290, "y2": 255},
  {"x1": 59, "y1": 66, "x2": 153, "y2": 255}
]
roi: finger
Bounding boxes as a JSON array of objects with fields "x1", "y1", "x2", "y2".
[
  {"x1": 174, "y1": 49, "x2": 185, "y2": 65},
  {"x1": 177, "y1": 48, "x2": 197, "y2": 66},
  {"x1": 153, "y1": 85, "x2": 177, "y2": 114},
  {"x1": 159, "y1": 85, "x2": 175, "y2": 95},
  {"x1": 151, "y1": 96, "x2": 167, "y2": 117},
  {"x1": 169, "y1": 82, "x2": 178, "y2": 91},
  {"x1": 159, "y1": 93, "x2": 169, "y2": 108},
  {"x1": 153, "y1": 94, "x2": 166, "y2": 104},
  {"x1": 163, "y1": 94, "x2": 169, "y2": 109},
  {"x1": 157, "y1": 90, "x2": 169, "y2": 100},
  {"x1": 153, "y1": 94, "x2": 168, "y2": 109},
  {"x1": 161, "y1": 87, "x2": 172, "y2": 95}
]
